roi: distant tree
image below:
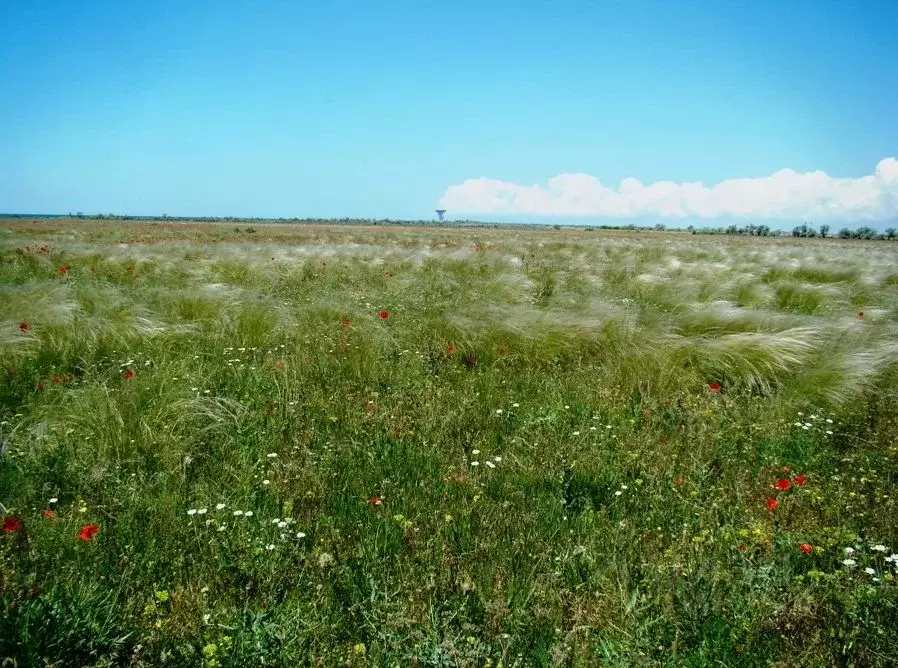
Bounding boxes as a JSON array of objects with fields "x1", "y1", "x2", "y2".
[
  {"x1": 855, "y1": 226, "x2": 877, "y2": 240},
  {"x1": 654, "y1": 223, "x2": 666, "y2": 231},
  {"x1": 819, "y1": 224, "x2": 830, "y2": 238},
  {"x1": 885, "y1": 227, "x2": 896, "y2": 240},
  {"x1": 838, "y1": 228, "x2": 852, "y2": 239},
  {"x1": 792, "y1": 223, "x2": 816, "y2": 238}
]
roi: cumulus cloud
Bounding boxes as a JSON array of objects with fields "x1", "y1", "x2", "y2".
[{"x1": 439, "y1": 158, "x2": 898, "y2": 221}]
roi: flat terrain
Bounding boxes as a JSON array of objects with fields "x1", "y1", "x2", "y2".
[{"x1": 2, "y1": 219, "x2": 898, "y2": 666}]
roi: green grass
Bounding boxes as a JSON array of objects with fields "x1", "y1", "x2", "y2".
[{"x1": 2, "y1": 220, "x2": 898, "y2": 666}]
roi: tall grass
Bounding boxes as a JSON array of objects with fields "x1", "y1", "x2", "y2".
[{"x1": 2, "y1": 220, "x2": 898, "y2": 666}]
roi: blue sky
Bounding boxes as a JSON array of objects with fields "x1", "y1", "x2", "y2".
[{"x1": 1, "y1": 0, "x2": 897, "y2": 224}]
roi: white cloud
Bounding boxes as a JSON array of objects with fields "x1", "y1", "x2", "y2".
[{"x1": 439, "y1": 158, "x2": 898, "y2": 221}]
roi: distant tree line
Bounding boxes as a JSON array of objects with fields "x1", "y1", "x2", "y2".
[
  {"x1": 688, "y1": 221, "x2": 896, "y2": 240},
  {"x1": 690, "y1": 224, "x2": 777, "y2": 236},
  {"x1": 789, "y1": 222, "x2": 895, "y2": 240}
]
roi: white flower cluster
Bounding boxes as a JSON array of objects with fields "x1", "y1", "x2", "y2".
[
  {"x1": 793, "y1": 411, "x2": 836, "y2": 435},
  {"x1": 185, "y1": 502, "x2": 308, "y2": 545},
  {"x1": 468, "y1": 448, "x2": 502, "y2": 469},
  {"x1": 841, "y1": 542, "x2": 894, "y2": 582}
]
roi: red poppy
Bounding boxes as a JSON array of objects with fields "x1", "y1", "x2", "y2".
[
  {"x1": 78, "y1": 524, "x2": 100, "y2": 541},
  {"x1": 19, "y1": 320, "x2": 29, "y2": 332},
  {"x1": 2, "y1": 515, "x2": 21, "y2": 532},
  {"x1": 341, "y1": 317, "x2": 352, "y2": 328},
  {"x1": 368, "y1": 494, "x2": 382, "y2": 507},
  {"x1": 122, "y1": 368, "x2": 135, "y2": 380},
  {"x1": 37, "y1": 382, "x2": 45, "y2": 391},
  {"x1": 708, "y1": 382, "x2": 721, "y2": 392},
  {"x1": 447, "y1": 344, "x2": 456, "y2": 354},
  {"x1": 57, "y1": 264, "x2": 71, "y2": 276},
  {"x1": 765, "y1": 497, "x2": 778, "y2": 510},
  {"x1": 799, "y1": 542, "x2": 813, "y2": 554},
  {"x1": 378, "y1": 309, "x2": 390, "y2": 319},
  {"x1": 675, "y1": 475, "x2": 684, "y2": 486},
  {"x1": 498, "y1": 345, "x2": 510, "y2": 356},
  {"x1": 274, "y1": 359, "x2": 284, "y2": 369},
  {"x1": 125, "y1": 265, "x2": 134, "y2": 273},
  {"x1": 858, "y1": 311, "x2": 864, "y2": 318},
  {"x1": 465, "y1": 354, "x2": 477, "y2": 366},
  {"x1": 267, "y1": 404, "x2": 278, "y2": 415},
  {"x1": 43, "y1": 509, "x2": 55, "y2": 519},
  {"x1": 775, "y1": 478, "x2": 791, "y2": 491},
  {"x1": 384, "y1": 271, "x2": 394, "y2": 277},
  {"x1": 794, "y1": 474, "x2": 808, "y2": 486}
]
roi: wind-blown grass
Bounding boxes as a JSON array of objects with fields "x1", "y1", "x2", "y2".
[{"x1": 2, "y1": 219, "x2": 898, "y2": 666}]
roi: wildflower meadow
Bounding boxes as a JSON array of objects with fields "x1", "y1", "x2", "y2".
[{"x1": 2, "y1": 218, "x2": 898, "y2": 666}]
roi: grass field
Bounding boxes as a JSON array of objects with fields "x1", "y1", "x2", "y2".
[{"x1": 2, "y1": 219, "x2": 898, "y2": 666}]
